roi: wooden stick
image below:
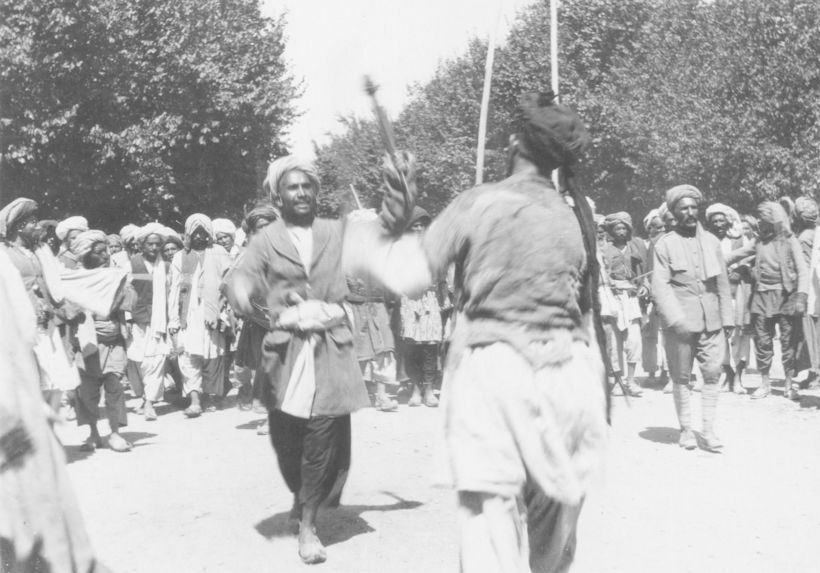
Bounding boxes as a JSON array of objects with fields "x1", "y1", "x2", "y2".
[
  {"x1": 475, "y1": 1, "x2": 504, "y2": 185},
  {"x1": 349, "y1": 184, "x2": 363, "y2": 210}
]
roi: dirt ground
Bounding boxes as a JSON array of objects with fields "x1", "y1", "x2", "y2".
[{"x1": 59, "y1": 366, "x2": 820, "y2": 573}]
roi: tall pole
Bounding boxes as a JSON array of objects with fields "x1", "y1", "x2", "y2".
[
  {"x1": 550, "y1": 0, "x2": 560, "y2": 191},
  {"x1": 475, "y1": 1, "x2": 504, "y2": 185}
]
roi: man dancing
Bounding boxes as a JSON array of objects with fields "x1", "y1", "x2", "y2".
[
  {"x1": 227, "y1": 157, "x2": 372, "y2": 564},
  {"x1": 652, "y1": 186, "x2": 733, "y2": 451},
  {"x1": 347, "y1": 92, "x2": 609, "y2": 572}
]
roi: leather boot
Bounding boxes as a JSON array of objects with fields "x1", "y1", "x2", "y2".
[{"x1": 701, "y1": 382, "x2": 723, "y2": 452}]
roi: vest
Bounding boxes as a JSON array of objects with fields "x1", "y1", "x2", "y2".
[
  {"x1": 177, "y1": 250, "x2": 202, "y2": 330},
  {"x1": 130, "y1": 254, "x2": 153, "y2": 326}
]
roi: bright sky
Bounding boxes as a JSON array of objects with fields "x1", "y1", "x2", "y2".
[{"x1": 261, "y1": 0, "x2": 537, "y2": 157}]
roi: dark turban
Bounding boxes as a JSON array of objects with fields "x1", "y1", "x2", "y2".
[
  {"x1": 665, "y1": 185, "x2": 703, "y2": 211},
  {"x1": 516, "y1": 92, "x2": 590, "y2": 173},
  {"x1": 604, "y1": 211, "x2": 633, "y2": 233},
  {"x1": 244, "y1": 203, "x2": 279, "y2": 233},
  {"x1": 408, "y1": 206, "x2": 431, "y2": 228},
  {"x1": 0, "y1": 198, "x2": 38, "y2": 238}
]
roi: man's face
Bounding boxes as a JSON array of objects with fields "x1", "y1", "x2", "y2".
[
  {"x1": 85, "y1": 241, "x2": 110, "y2": 269},
  {"x1": 674, "y1": 198, "x2": 699, "y2": 230},
  {"x1": 708, "y1": 213, "x2": 728, "y2": 237},
  {"x1": 610, "y1": 222, "x2": 630, "y2": 242},
  {"x1": 142, "y1": 233, "x2": 163, "y2": 261},
  {"x1": 66, "y1": 228, "x2": 82, "y2": 250},
  {"x1": 190, "y1": 228, "x2": 210, "y2": 251},
  {"x1": 107, "y1": 238, "x2": 123, "y2": 254},
  {"x1": 663, "y1": 211, "x2": 676, "y2": 232},
  {"x1": 163, "y1": 242, "x2": 180, "y2": 262},
  {"x1": 215, "y1": 232, "x2": 234, "y2": 252},
  {"x1": 741, "y1": 221, "x2": 754, "y2": 239},
  {"x1": 279, "y1": 170, "x2": 317, "y2": 222},
  {"x1": 16, "y1": 215, "x2": 39, "y2": 246},
  {"x1": 409, "y1": 220, "x2": 428, "y2": 235},
  {"x1": 647, "y1": 218, "x2": 665, "y2": 238}
]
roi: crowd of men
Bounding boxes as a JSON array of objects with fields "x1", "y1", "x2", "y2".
[
  {"x1": 3, "y1": 89, "x2": 815, "y2": 572},
  {"x1": 597, "y1": 190, "x2": 819, "y2": 448},
  {"x1": 0, "y1": 198, "x2": 454, "y2": 449}
]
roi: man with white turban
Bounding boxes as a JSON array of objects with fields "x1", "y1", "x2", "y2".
[
  {"x1": 126, "y1": 222, "x2": 170, "y2": 421},
  {"x1": 212, "y1": 218, "x2": 240, "y2": 258},
  {"x1": 168, "y1": 214, "x2": 231, "y2": 417},
  {"x1": 704, "y1": 202, "x2": 747, "y2": 392},
  {"x1": 56, "y1": 216, "x2": 89, "y2": 269},
  {"x1": 642, "y1": 206, "x2": 670, "y2": 389},
  {"x1": 69, "y1": 230, "x2": 133, "y2": 452},
  {"x1": 227, "y1": 156, "x2": 370, "y2": 564},
  {"x1": 652, "y1": 185, "x2": 732, "y2": 451}
]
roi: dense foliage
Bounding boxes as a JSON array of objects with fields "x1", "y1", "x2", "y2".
[
  {"x1": 316, "y1": 0, "x2": 820, "y2": 225},
  {"x1": 0, "y1": 0, "x2": 297, "y2": 229}
]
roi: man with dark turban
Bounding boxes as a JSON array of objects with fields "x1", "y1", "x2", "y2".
[
  {"x1": 168, "y1": 214, "x2": 231, "y2": 417},
  {"x1": 342, "y1": 92, "x2": 608, "y2": 572},
  {"x1": 728, "y1": 201, "x2": 809, "y2": 400},
  {"x1": 652, "y1": 185, "x2": 732, "y2": 451},
  {"x1": 227, "y1": 156, "x2": 372, "y2": 564},
  {"x1": 601, "y1": 211, "x2": 645, "y2": 396},
  {"x1": 0, "y1": 198, "x2": 81, "y2": 406}
]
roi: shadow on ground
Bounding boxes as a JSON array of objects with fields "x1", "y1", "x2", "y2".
[
  {"x1": 65, "y1": 432, "x2": 157, "y2": 463},
  {"x1": 638, "y1": 426, "x2": 680, "y2": 445},
  {"x1": 799, "y1": 395, "x2": 820, "y2": 409},
  {"x1": 255, "y1": 492, "x2": 422, "y2": 546},
  {"x1": 235, "y1": 418, "x2": 267, "y2": 430}
]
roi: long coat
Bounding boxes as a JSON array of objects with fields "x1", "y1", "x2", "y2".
[{"x1": 231, "y1": 218, "x2": 368, "y2": 416}]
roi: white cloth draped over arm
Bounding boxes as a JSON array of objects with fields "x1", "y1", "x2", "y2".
[{"x1": 342, "y1": 217, "x2": 433, "y2": 298}]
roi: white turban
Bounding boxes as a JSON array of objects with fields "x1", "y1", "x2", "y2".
[
  {"x1": 642, "y1": 208, "x2": 660, "y2": 232},
  {"x1": 56, "y1": 216, "x2": 89, "y2": 241},
  {"x1": 704, "y1": 203, "x2": 738, "y2": 222},
  {"x1": 185, "y1": 213, "x2": 213, "y2": 238},
  {"x1": 212, "y1": 218, "x2": 237, "y2": 237},
  {"x1": 263, "y1": 155, "x2": 320, "y2": 198},
  {"x1": 664, "y1": 185, "x2": 703, "y2": 211},
  {"x1": 72, "y1": 230, "x2": 107, "y2": 260},
  {"x1": 136, "y1": 222, "x2": 167, "y2": 242},
  {"x1": 120, "y1": 224, "x2": 139, "y2": 243},
  {"x1": 0, "y1": 197, "x2": 38, "y2": 237}
]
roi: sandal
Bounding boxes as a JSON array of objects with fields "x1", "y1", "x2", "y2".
[
  {"x1": 80, "y1": 436, "x2": 104, "y2": 452},
  {"x1": 107, "y1": 434, "x2": 133, "y2": 453},
  {"x1": 374, "y1": 395, "x2": 398, "y2": 412}
]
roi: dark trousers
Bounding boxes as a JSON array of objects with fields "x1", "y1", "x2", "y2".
[
  {"x1": 404, "y1": 342, "x2": 438, "y2": 386},
  {"x1": 76, "y1": 347, "x2": 128, "y2": 430},
  {"x1": 269, "y1": 409, "x2": 351, "y2": 508},
  {"x1": 753, "y1": 314, "x2": 799, "y2": 376}
]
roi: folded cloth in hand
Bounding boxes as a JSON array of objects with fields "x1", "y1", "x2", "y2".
[{"x1": 275, "y1": 300, "x2": 346, "y2": 332}]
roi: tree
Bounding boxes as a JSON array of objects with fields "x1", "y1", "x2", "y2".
[
  {"x1": 0, "y1": 0, "x2": 297, "y2": 230},
  {"x1": 316, "y1": 0, "x2": 820, "y2": 227}
]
